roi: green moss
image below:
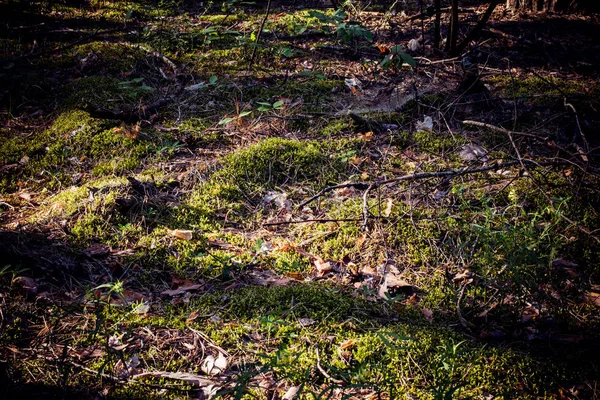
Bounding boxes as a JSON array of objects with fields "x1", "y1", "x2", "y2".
[
  {"x1": 62, "y1": 76, "x2": 123, "y2": 109},
  {"x1": 412, "y1": 130, "x2": 467, "y2": 154},
  {"x1": 72, "y1": 42, "x2": 146, "y2": 74},
  {"x1": 320, "y1": 116, "x2": 353, "y2": 136},
  {"x1": 229, "y1": 137, "x2": 341, "y2": 186},
  {"x1": 487, "y1": 75, "x2": 594, "y2": 99}
]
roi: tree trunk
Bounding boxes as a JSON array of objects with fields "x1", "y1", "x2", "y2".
[
  {"x1": 453, "y1": 0, "x2": 500, "y2": 56},
  {"x1": 433, "y1": 0, "x2": 442, "y2": 49},
  {"x1": 446, "y1": 0, "x2": 459, "y2": 54}
]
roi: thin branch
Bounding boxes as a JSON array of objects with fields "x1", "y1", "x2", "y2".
[
  {"x1": 297, "y1": 182, "x2": 370, "y2": 209},
  {"x1": 462, "y1": 120, "x2": 548, "y2": 140},
  {"x1": 362, "y1": 183, "x2": 376, "y2": 231},
  {"x1": 263, "y1": 218, "x2": 362, "y2": 227},
  {"x1": 453, "y1": 0, "x2": 500, "y2": 56},
  {"x1": 315, "y1": 349, "x2": 345, "y2": 385},
  {"x1": 457, "y1": 279, "x2": 475, "y2": 331},
  {"x1": 248, "y1": 0, "x2": 272, "y2": 70}
]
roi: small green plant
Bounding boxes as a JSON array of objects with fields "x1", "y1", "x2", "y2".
[
  {"x1": 256, "y1": 100, "x2": 284, "y2": 112},
  {"x1": 431, "y1": 340, "x2": 465, "y2": 399},
  {"x1": 278, "y1": 46, "x2": 303, "y2": 58},
  {"x1": 299, "y1": 70, "x2": 327, "y2": 80},
  {"x1": 380, "y1": 45, "x2": 416, "y2": 70},
  {"x1": 339, "y1": 149, "x2": 357, "y2": 163},
  {"x1": 308, "y1": 9, "x2": 373, "y2": 44},
  {"x1": 118, "y1": 77, "x2": 154, "y2": 99},
  {"x1": 219, "y1": 100, "x2": 284, "y2": 125},
  {"x1": 0, "y1": 265, "x2": 28, "y2": 281}
]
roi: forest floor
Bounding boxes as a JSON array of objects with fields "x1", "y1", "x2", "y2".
[{"x1": 1, "y1": 1, "x2": 600, "y2": 398}]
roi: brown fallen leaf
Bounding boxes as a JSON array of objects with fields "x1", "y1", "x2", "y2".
[
  {"x1": 584, "y1": 291, "x2": 600, "y2": 307},
  {"x1": 18, "y1": 192, "x2": 32, "y2": 201},
  {"x1": 298, "y1": 318, "x2": 316, "y2": 327},
  {"x1": 423, "y1": 308, "x2": 433, "y2": 323},
  {"x1": 172, "y1": 229, "x2": 193, "y2": 240},
  {"x1": 313, "y1": 255, "x2": 333, "y2": 274},
  {"x1": 339, "y1": 339, "x2": 356, "y2": 350},
  {"x1": 161, "y1": 284, "x2": 203, "y2": 297},
  {"x1": 12, "y1": 276, "x2": 38, "y2": 296},
  {"x1": 378, "y1": 273, "x2": 416, "y2": 299},
  {"x1": 452, "y1": 269, "x2": 473, "y2": 282},
  {"x1": 282, "y1": 386, "x2": 301, "y2": 400},
  {"x1": 84, "y1": 243, "x2": 111, "y2": 257},
  {"x1": 250, "y1": 270, "x2": 292, "y2": 287}
]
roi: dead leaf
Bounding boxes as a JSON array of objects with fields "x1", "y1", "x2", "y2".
[
  {"x1": 355, "y1": 234, "x2": 367, "y2": 249},
  {"x1": 378, "y1": 274, "x2": 416, "y2": 299},
  {"x1": 172, "y1": 229, "x2": 193, "y2": 240},
  {"x1": 12, "y1": 276, "x2": 38, "y2": 296},
  {"x1": 207, "y1": 239, "x2": 242, "y2": 252},
  {"x1": 18, "y1": 192, "x2": 32, "y2": 201},
  {"x1": 452, "y1": 269, "x2": 473, "y2": 282},
  {"x1": 313, "y1": 255, "x2": 333, "y2": 274},
  {"x1": 521, "y1": 305, "x2": 539, "y2": 323},
  {"x1": 115, "y1": 353, "x2": 141, "y2": 378},
  {"x1": 84, "y1": 243, "x2": 111, "y2": 257},
  {"x1": 201, "y1": 352, "x2": 227, "y2": 376},
  {"x1": 161, "y1": 284, "x2": 203, "y2": 297},
  {"x1": 384, "y1": 198, "x2": 393, "y2": 217},
  {"x1": 415, "y1": 116, "x2": 433, "y2": 132},
  {"x1": 423, "y1": 308, "x2": 433, "y2": 323},
  {"x1": 458, "y1": 144, "x2": 488, "y2": 162},
  {"x1": 298, "y1": 318, "x2": 316, "y2": 327},
  {"x1": 250, "y1": 270, "x2": 292, "y2": 287},
  {"x1": 339, "y1": 339, "x2": 356, "y2": 350},
  {"x1": 584, "y1": 291, "x2": 600, "y2": 307},
  {"x1": 334, "y1": 186, "x2": 357, "y2": 198},
  {"x1": 282, "y1": 386, "x2": 301, "y2": 400}
]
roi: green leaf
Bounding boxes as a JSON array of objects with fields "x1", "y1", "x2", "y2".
[
  {"x1": 308, "y1": 10, "x2": 334, "y2": 24},
  {"x1": 238, "y1": 110, "x2": 252, "y2": 118},
  {"x1": 209, "y1": 75, "x2": 218, "y2": 84},
  {"x1": 272, "y1": 100, "x2": 284, "y2": 109},
  {"x1": 380, "y1": 54, "x2": 392, "y2": 69},
  {"x1": 218, "y1": 117, "x2": 236, "y2": 125},
  {"x1": 400, "y1": 52, "x2": 416, "y2": 67}
]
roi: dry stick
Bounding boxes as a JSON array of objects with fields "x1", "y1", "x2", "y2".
[
  {"x1": 263, "y1": 218, "x2": 362, "y2": 227},
  {"x1": 297, "y1": 182, "x2": 370, "y2": 209},
  {"x1": 315, "y1": 349, "x2": 345, "y2": 385},
  {"x1": 462, "y1": 120, "x2": 548, "y2": 140},
  {"x1": 299, "y1": 161, "x2": 525, "y2": 210},
  {"x1": 563, "y1": 98, "x2": 590, "y2": 160},
  {"x1": 248, "y1": 0, "x2": 272, "y2": 71},
  {"x1": 361, "y1": 183, "x2": 376, "y2": 231},
  {"x1": 456, "y1": 279, "x2": 475, "y2": 331}
]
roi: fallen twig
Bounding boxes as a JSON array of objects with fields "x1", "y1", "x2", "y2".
[
  {"x1": 315, "y1": 349, "x2": 345, "y2": 385},
  {"x1": 456, "y1": 279, "x2": 475, "y2": 331},
  {"x1": 297, "y1": 182, "x2": 370, "y2": 209},
  {"x1": 263, "y1": 218, "x2": 362, "y2": 227},
  {"x1": 361, "y1": 183, "x2": 376, "y2": 231},
  {"x1": 248, "y1": 0, "x2": 272, "y2": 70},
  {"x1": 462, "y1": 120, "x2": 548, "y2": 140}
]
